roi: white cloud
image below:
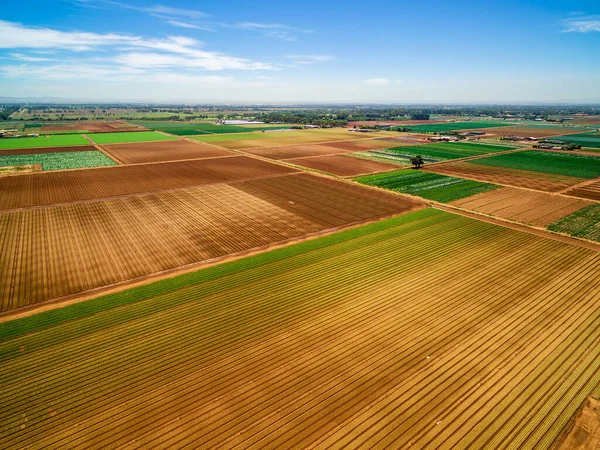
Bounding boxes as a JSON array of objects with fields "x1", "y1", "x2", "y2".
[
  {"x1": 365, "y1": 78, "x2": 391, "y2": 86},
  {"x1": 233, "y1": 22, "x2": 312, "y2": 41},
  {"x1": 0, "y1": 20, "x2": 273, "y2": 71},
  {"x1": 114, "y1": 52, "x2": 273, "y2": 71},
  {"x1": 9, "y1": 53, "x2": 51, "y2": 62},
  {"x1": 285, "y1": 54, "x2": 335, "y2": 64},
  {"x1": 562, "y1": 15, "x2": 600, "y2": 32},
  {"x1": 166, "y1": 20, "x2": 212, "y2": 31}
]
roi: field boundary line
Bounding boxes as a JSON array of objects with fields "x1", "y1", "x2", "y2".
[
  {"x1": 0, "y1": 204, "x2": 427, "y2": 324},
  {"x1": 555, "y1": 176, "x2": 600, "y2": 195},
  {"x1": 82, "y1": 135, "x2": 125, "y2": 165}
]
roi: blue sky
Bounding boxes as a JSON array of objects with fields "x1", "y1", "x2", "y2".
[{"x1": 0, "y1": 0, "x2": 599, "y2": 103}]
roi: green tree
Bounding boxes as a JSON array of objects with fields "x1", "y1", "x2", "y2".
[{"x1": 410, "y1": 155, "x2": 424, "y2": 169}]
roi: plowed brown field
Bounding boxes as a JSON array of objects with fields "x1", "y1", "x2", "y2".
[
  {"x1": 0, "y1": 173, "x2": 417, "y2": 311},
  {"x1": 2, "y1": 211, "x2": 600, "y2": 449},
  {"x1": 0, "y1": 156, "x2": 297, "y2": 211},
  {"x1": 0, "y1": 145, "x2": 97, "y2": 156},
  {"x1": 565, "y1": 179, "x2": 600, "y2": 201},
  {"x1": 101, "y1": 140, "x2": 234, "y2": 164},
  {"x1": 285, "y1": 154, "x2": 398, "y2": 176},
  {"x1": 241, "y1": 144, "x2": 352, "y2": 160},
  {"x1": 426, "y1": 162, "x2": 585, "y2": 192},
  {"x1": 451, "y1": 187, "x2": 592, "y2": 226},
  {"x1": 315, "y1": 139, "x2": 396, "y2": 152}
]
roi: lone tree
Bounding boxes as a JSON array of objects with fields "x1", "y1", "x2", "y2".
[{"x1": 410, "y1": 155, "x2": 424, "y2": 169}]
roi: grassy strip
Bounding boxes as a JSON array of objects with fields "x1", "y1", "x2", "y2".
[
  {"x1": 376, "y1": 142, "x2": 517, "y2": 162},
  {"x1": 0, "y1": 208, "x2": 442, "y2": 342},
  {"x1": 356, "y1": 170, "x2": 499, "y2": 203},
  {"x1": 471, "y1": 150, "x2": 600, "y2": 179},
  {"x1": 0, "y1": 151, "x2": 116, "y2": 171},
  {"x1": 0, "y1": 134, "x2": 89, "y2": 149},
  {"x1": 88, "y1": 131, "x2": 178, "y2": 144},
  {"x1": 131, "y1": 122, "x2": 291, "y2": 136},
  {"x1": 548, "y1": 204, "x2": 600, "y2": 242}
]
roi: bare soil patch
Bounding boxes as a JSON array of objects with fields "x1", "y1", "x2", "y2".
[
  {"x1": 101, "y1": 140, "x2": 234, "y2": 164},
  {"x1": 241, "y1": 144, "x2": 351, "y2": 160},
  {"x1": 451, "y1": 187, "x2": 592, "y2": 226},
  {"x1": 284, "y1": 154, "x2": 398, "y2": 176},
  {"x1": 0, "y1": 172, "x2": 417, "y2": 311},
  {"x1": 556, "y1": 398, "x2": 600, "y2": 450},
  {"x1": 315, "y1": 139, "x2": 396, "y2": 152},
  {"x1": 0, "y1": 156, "x2": 297, "y2": 211},
  {"x1": 427, "y1": 162, "x2": 584, "y2": 192},
  {"x1": 566, "y1": 179, "x2": 600, "y2": 201}
]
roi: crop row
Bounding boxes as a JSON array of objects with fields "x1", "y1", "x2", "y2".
[
  {"x1": 356, "y1": 169, "x2": 499, "y2": 202},
  {"x1": 0, "y1": 151, "x2": 116, "y2": 171},
  {"x1": 1, "y1": 210, "x2": 599, "y2": 449}
]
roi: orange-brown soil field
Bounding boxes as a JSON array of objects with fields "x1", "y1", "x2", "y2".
[
  {"x1": 285, "y1": 154, "x2": 398, "y2": 177},
  {"x1": 40, "y1": 121, "x2": 146, "y2": 133},
  {"x1": 315, "y1": 139, "x2": 396, "y2": 152},
  {"x1": 0, "y1": 173, "x2": 416, "y2": 311},
  {"x1": 572, "y1": 116, "x2": 600, "y2": 125},
  {"x1": 101, "y1": 140, "x2": 234, "y2": 164},
  {"x1": 0, "y1": 145, "x2": 97, "y2": 156},
  {"x1": 426, "y1": 162, "x2": 585, "y2": 192},
  {"x1": 464, "y1": 126, "x2": 587, "y2": 138},
  {"x1": 451, "y1": 187, "x2": 592, "y2": 226},
  {"x1": 565, "y1": 179, "x2": 600, "y2": 201},
  {"x1": 2, "y1": 211, "x2": 600, "y2": 448},
  {"x1": 0, "y1": 156, "x2": 296, "y2": 211},
  {"x1": 241, "y1": 144, "x2": 352, "y2": 160}
]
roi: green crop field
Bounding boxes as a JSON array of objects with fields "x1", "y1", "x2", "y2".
[
  {"x1": 0, "y1": 134, "x2": 89, "y2": 149},
  {"x1": 471, "y1": 150, "x2": 600, "y2": 179},
  {"x1": 548, "y1": 204, "x2": 600, "y2": 242},
  {"x1": 543, "y1": 132, "x2": 600, "y2": 149},
  {"x1": 88, "y1": 131, "x2": 178, "y2": 144},
  {"x1": 2, "y1": 209, "x2": 600, "y2": 449},
  {"x1": 371, "y1": 141, "x2": 518, "y2": 162},
  {"x1": 0, "y1": 151, "x2": 116, "y2": 171},
  {"x1": 400, "y1": 121, "x2": 508, "y2": 133},
  {"x1": 131, "y1": 121, "x2": 291, "y2": 136},
  {"x1": 356, "y1": 169, "x2": 499, "y2": 202}
]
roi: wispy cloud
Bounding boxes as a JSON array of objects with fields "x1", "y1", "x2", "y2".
[
  {"x1": 0, "y1": 20, "x2": 274, "y2": 78},
  {"x1": 166, "y1": 20, "x2": 213, "y2": 31},
  {"x1": 562, "y1": 15, "x2": 600, "y2": 32},
  {"x1": 9, "y1": 53, "x2": 52, "y2": 62},
  {"x1": 285, "y1": 54, "x2": 335, "y2": 64},
  {"x1": 233, "y1": 22, "x2": 312, "y2": 41},
  {"x1": 0, "y1": 63, "x2": 266, "y2": 87},
  {"x1": 365, "y1": 78, "x2": 391, "y2": 86},
  {"x1": 71, "y1": 0, "x2": 208, "y2": 19}
]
